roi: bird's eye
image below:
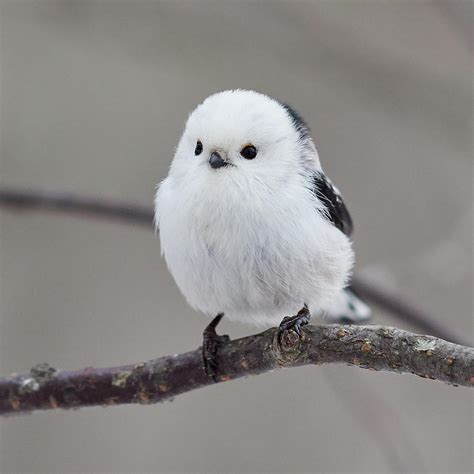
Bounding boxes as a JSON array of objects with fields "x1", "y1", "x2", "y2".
[
  {"x1": 195, "y1": 140, "x2": 203, "y2": 156},
  {"x1": 240, "y1": 144, "x2": 257, "y2": 160}
]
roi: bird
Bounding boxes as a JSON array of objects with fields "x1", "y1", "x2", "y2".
[{"x1": 155, "y1": 89, "x2": 370, "y2": 380}]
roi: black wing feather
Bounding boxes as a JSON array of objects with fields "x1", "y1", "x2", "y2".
[
  {"x1": 312, "y1": 172, "x2": 353, "y2": 237},
  {"x1": 278, "y1": 101, "x2": 353, "y2": 236}
]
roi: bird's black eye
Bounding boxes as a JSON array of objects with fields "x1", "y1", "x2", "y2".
[
  {"x1": 195, "y1": 140, "x2": 203, "y2": 156},
  {"x1": 240, "y1": 144, "x2": 257, "y2": 160}
]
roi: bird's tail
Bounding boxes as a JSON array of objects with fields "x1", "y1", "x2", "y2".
[{"x1": 324, "y1": 286, "x2": 372, "y2": 324}]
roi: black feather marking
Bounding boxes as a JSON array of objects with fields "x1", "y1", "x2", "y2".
[
  {"x1": 312, "y1": 172, "x2": 353, "y2": 237},
  {"x1": 279, "y1": 103, "x2": 312, "y2": 143},
  {"x1": 278, "y1": 101, "x2": 352, "y2": 236}
]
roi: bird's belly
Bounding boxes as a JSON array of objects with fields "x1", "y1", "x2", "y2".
[{"x1": 160, "y1": 202, "x2": 353, "y2": 326}]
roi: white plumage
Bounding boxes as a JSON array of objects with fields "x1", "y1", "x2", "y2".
[{"x1": 155, "y1": 90, "x2": 366, "y2": 327}]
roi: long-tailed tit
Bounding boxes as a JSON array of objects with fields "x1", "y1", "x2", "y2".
[{"x1": 155, "y1": 90, "x2": 370, "y2": 378}]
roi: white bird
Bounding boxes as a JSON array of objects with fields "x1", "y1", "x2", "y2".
[{"x1": 155, "y1": 90, "x2": 370, "y2": 378}]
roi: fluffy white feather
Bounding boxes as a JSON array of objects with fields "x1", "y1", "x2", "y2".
[{"x1": 155, "y1": 90, "x2": 355, "y2": 326}]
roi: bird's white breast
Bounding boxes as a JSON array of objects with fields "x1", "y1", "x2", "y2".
[{"x1": 155, "y1": 170, "x2": 353, "y2": 326}]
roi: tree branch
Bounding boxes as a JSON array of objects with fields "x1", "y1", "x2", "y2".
[
  {"x1": 1, "y1": 325, "x2": 472, "y2": 415},
  {"x1": 0, "y1": 187, "x2": 153, "y2": 227}
]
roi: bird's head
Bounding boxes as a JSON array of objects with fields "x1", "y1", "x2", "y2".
[{"x1": 169, "y1": 90, "x2": 320, "y2": 189}]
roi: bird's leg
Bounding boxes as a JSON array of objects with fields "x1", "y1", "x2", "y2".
[
  {"x1": 202, "y1": 313, "x2": 230, "y2": 382},
  {"x1": 278, "y1": 304, "x2": 311, "y2": 338}
]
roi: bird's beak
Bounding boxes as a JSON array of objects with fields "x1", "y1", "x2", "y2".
[{"x1": 209, "y1": 151, "x2": 229, "y2": 169}]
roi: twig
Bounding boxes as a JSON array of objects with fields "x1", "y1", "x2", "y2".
[
  {"x1": 0, "y1": 188, "x2": 153, "y2": 227},
  {"x1": 0, "y1": 186, "x2": 469, "y2": 345},
  {"x1": 1, "y1": 325, "x2": 472, "y2": 415}
]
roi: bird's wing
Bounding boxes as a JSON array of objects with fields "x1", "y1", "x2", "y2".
[
  {"x1": 279, "y1": 101, "x2": 353, "y2": 236},
  {"x1": 311, "y1": 171, "x2": 353, "y2": 237}
]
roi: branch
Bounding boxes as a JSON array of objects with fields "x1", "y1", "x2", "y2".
[
  {"x1": 1, "y1": 325, "x2": 472, "y2": 415},
  {"x1": 0, "y1": 188, "x2": 153, "y2": 227},
  {"x1": 0, "y1": 187, "x2": 469, "y2": 346}
]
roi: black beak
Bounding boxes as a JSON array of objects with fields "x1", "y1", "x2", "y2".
[{"x1": 209, "y1": 151, "x2": 228, "y2": 169}]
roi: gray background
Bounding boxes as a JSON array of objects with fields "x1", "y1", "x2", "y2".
[{"x1": 0, "y1": 1, "x2": 472, "y2": 473}]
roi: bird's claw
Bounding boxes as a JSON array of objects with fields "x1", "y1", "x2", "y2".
[
  {"x1": 278, "y1": 305, "x2": 311, "y2": 339},
  {"x1": 202, "y1": 313, "x2": 229, "y2": 382}
]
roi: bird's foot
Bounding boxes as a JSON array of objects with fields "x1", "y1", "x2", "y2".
[
  {"x1": 202, "y1": 313, "x2": 230, "y2": 382},
  {"x1": 278, "y1": 304, "x2": 311, "y2": 339}
]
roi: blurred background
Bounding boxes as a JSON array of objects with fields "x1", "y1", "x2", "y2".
[{"x1": 0, "y1": 1, "x2": 472, "y2": 473}]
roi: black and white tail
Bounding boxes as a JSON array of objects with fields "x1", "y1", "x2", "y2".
[{"x1": 324, "y1": 286, "x2": 372, "y2": 324}]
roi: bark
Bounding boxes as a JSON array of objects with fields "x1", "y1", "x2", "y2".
[{"x1": 1, "y1": 325, "x2": 472, "y2": 416}]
